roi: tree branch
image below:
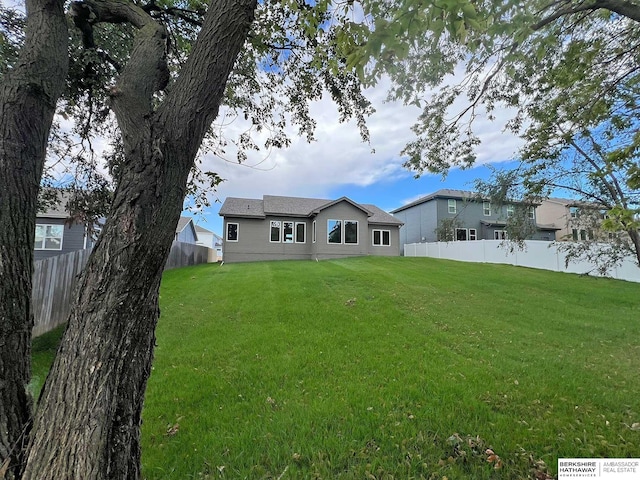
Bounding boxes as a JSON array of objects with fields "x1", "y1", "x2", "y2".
[
  {"x1": 72, "y1": 0, "x2": 169, "y2": 153},
  {"x1": 532, "y1": 0, "x2": 640, "y2": 31},
  {"x1": 158, "y1": 0, "x2": 257, "y2": 167}
]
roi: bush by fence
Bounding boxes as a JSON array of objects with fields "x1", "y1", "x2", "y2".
[
  {"x1": 32, "y1": 241, "x2": 213, "y2": 337},
  {"x1": 404, "y1": 240, "x2": 640, "y2": 283}
]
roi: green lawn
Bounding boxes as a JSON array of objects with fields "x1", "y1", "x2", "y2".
[{"x1": 33, "y1": 257, "x2": 640, "y2": 479}]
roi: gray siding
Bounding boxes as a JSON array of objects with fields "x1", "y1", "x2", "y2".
[
  {"x1": 176, "y1": 223, "x2": 198, "y2": 244},
  {"x1": 395, "y1": 196, "x2": 554, "y2": 245},
  {"x1": 313, "y1": 201, "x2": 369, "y2": 260},
  {"x1": 394, "y1": 200, "x2": 438, "y2": 244},
  {"x1": 34, "y1": 217, "x2": 87, "y2": 261},
  {"x1": 223, "y1": 217, "x2": 313, "y2": 263},
  {"x1": 367, "y1": 225, "x2": 402, "y2": 256},
  {"x1": 223, "y1": 200, "x2": 401, "y2": 263}
]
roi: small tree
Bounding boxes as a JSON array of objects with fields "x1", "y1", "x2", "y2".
[{"x1": 435, "y1": 217, "x2": 461, "y2": 242}]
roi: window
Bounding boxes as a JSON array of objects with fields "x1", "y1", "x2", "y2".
[
  {"x1": 344, "y1": 220, "x2": 358, "y2": 244},
  {"x1": 483, "y1": 202, "x2": 491, "y2": 216},
  {"x1": 312, "y1": 220, "x2": 316, "y2": 243},
  {"x1": 469, "y1": 228, "x2": 477, "y2": 240},
  {"x1": 574, "y1": 229, "x2": 593, "y2": 241},
  {"x1": 327, "y1": 219, "x2": 358, "y2": 244},
  {"x1": 226, "y1": 223, "x2": 239, "y2": 242},
  {"x1": 507, "y1": 205, "x2": 514, "y2": 218},
  {"x1": 327, "y1": 220, "x2": 342, "y2": 244},
  {"x1": 283, "y1": 221, "x2": 294, "y2": 243},
  {"x1": 295, "y1": 222, "x2": 306, "y2": 243},
  {"x1": 494, "y1": 230, "x2": 507, "y2": 240},
  {"x1": 448, "y1": 199, "x2": 457, "y2": 214},
  {"x1": 373, "y1": 229, "x2": 391, "y2": 246},
  {"x1": 570, "y1": 207, "x2": 578, "y2": 218},
  {"x1": 270, "y1": 221, "x2": 281, "y2": 242},
  {"x1": 455, "y1": 228, "x2": 468, "y2": 241},
  {"x1": 35, "y1": 224, "x2": 63, "y2": 250},
  {"x1": 528, "y1": 206, "x2": 535, "y2": 219}
]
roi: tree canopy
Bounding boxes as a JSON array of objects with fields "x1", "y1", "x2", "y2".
[
  {"x1": 1, "y1": 1, "x2": 378, "y2": 478},
  {"x1": 345, "y1": 0, "x2": 640, "y2": 266}
]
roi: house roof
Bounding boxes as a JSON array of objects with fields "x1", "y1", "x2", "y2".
[
  {"x1": 37, "y1": 190, "x2": 72, "y2": 219},
  {"x1": 391, "y1": 188, "x2": 543, "y2": 213},
  {"x1": 390, "y1": 189, "x2": 477, "y2": 213},
  {"x1": 194, "y1": 224, "x2": 222, "y2": 240},
  {"x1": 219, "y1": 197, "x2": 266, "y2": 218},
  {"x1": 176, "y1": 216, "x2": 194, "y2": 233},
  {"x1": 542, "y1": 197, "x2": 602, "y2": 209},
  {"x1": 220, "y1": 195, "x2": 403, "y2": 226}
]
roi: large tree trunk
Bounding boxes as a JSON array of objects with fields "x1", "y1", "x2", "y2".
[
  {"x1": 22, "y1": 1, "x2": 256, "y2": 478},
  {"x1": 0, "y1": 1, "x2": 68, "y2": 478}
]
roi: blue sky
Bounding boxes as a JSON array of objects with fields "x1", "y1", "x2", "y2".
[{"x1": 187, "y1": 79, "x2": 524, "y2": 236}]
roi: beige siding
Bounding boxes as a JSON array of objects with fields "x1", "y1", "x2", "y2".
[{"x1": 537, "y1": 200, "x2": 571, "y2": 240}]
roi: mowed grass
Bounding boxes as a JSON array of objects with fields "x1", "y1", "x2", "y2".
[{"x1": 31, "y1": 257, "x2": 640, "y2": 479}]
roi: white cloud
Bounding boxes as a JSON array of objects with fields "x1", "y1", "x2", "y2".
[
  {"x1": 201, "y1": 75, "x2": 522, "y2": 207},
  {"x1": 202, "y1": 81, "x2": 421, "y2": 201}
]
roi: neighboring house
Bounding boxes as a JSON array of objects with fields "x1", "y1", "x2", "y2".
[
  {"x1": 35, "y1": 190, "x2": 99, "y2": 261},
  {"x1": 195, "y1": 224, "x2": 223, "y2": 261},
  {"x1": 536, "y1": 198, "x2": 608, "y2": 242},
  {"x1": 175, "y1": 216, "x2": 198, "y2": 244},
  {"x1": 219, "y1": 195, "x2": 403, "y2": 263},
  {"x1": 391, "y1": 189, "x2": 559, "y2": 245}
]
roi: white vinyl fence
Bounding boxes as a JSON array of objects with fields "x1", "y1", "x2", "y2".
[{"x1": 404, "y1": 240, "x2": 640, "y2": 283}]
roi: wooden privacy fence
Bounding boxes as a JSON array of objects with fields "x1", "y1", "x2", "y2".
[
  {"x1": 32, "y1": 249, "x2": 92, "y2": 337},
  {"x1": 32, "y1": 241, "x2": 213, "y2": 337}
]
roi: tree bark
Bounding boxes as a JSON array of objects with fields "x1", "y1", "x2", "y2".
[
  {"x1": 22, "y1": 0, "x2": 256, "y2": 478},
  {"x1": 0, "y1": 1, "x2": 68, "y2": 478},
  {"x1": 628, "y1": 229, "x2": 640, "y2": 266}
]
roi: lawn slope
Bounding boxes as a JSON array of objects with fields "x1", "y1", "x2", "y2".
[
  {"x1": 138, "y1": 257, "x2": 640, "y2": 479},
  {"x1": 32, "y1": 257, "x2": 639, "y2": 478}
]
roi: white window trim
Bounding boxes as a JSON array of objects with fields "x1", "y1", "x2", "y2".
[
  {"x1": 327, "y1": 219, "x2": 342, "y2": 244},
  {"x1": 344, "y1": 220, "x2": 359, "y2": 245},
  {"x1": 372, "y1": 229, "x2": 391, "y2": 246},
  {"x1": 528, "y1": 206, "x2": 535, "y2": 219},
  {"x1": 448, "y1": 199, "x2": 457, "y2": 214},
  {"x1": 35, "y1": 224, "x2": 64, "y2": 251},
  {"x1": 483, "y1": 202, "x2": 491, "y2": 216},
  {"x1": 494, "y1": 230, "x2": 508, "y2": 240},
  {"x1": 507, "y1": 205, "x2": 514, "y2": 218},
  {"x1": 295, "y1": 222, "x2": 306, "y2": 244},
  {"x1": 455, "y1": 227, "x2": 468, "y2": 241},
  {"x1": 282, "y1": 221, "x2": 294, "y2": 244},
  {"x1": 469, "y1": 228, "x2": 477, "y2": 241},
  {"x1": 226, "y1": 222, "x2": 239, "y2": 242},
  {"x1": 269, "y1": 220, "x2": 282, "y2": 243}
]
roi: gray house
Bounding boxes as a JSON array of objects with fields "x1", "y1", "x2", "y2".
[
  {"x1": 391, "y1": 189, "x2": 559, "y2": 245},
  {"x1": 219, "y1": 195, "x2": 403, "y2": 263},
  {"x1": 35, "y1": 191, "x2": 99, "y2": 261},
  {"x1": 175, "y1": 216, "x2": 198, "y2": 244}
]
